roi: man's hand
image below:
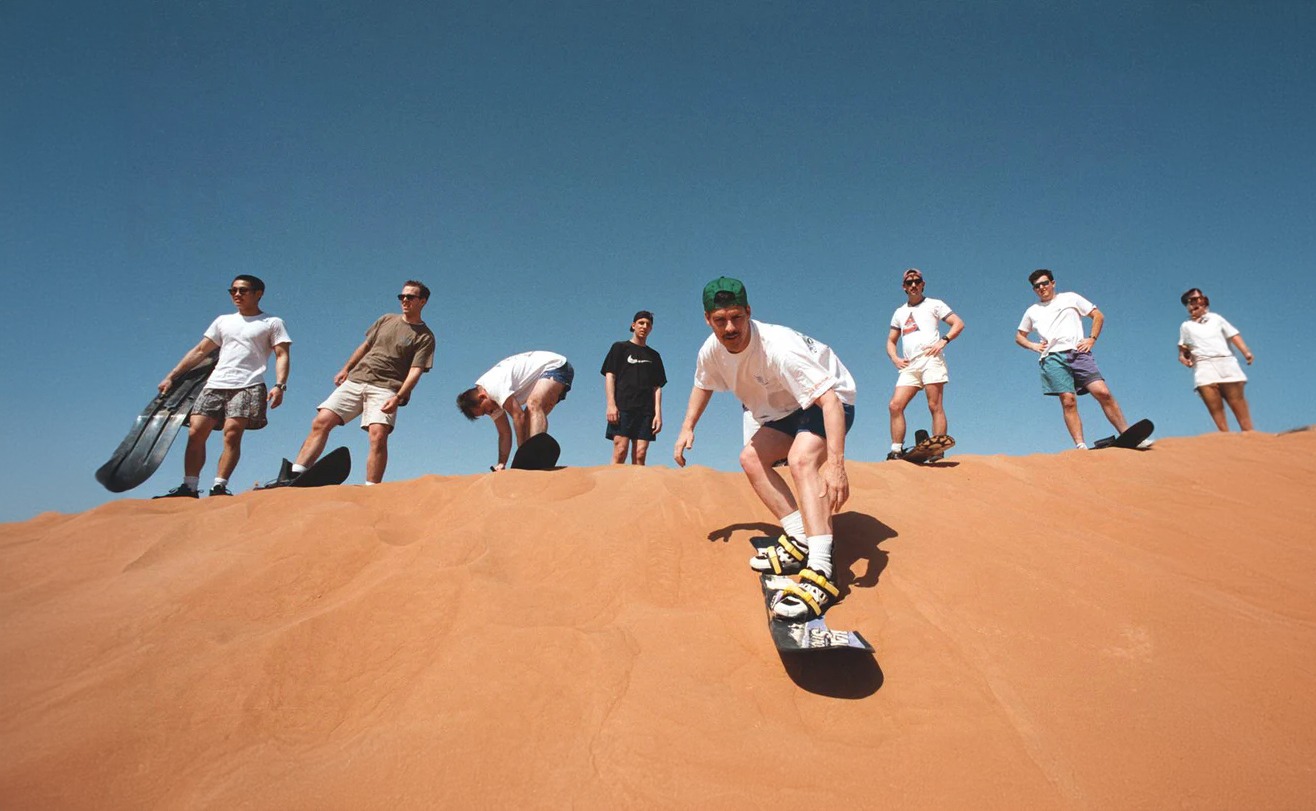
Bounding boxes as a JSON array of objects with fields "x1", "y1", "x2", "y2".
[
  {"x1": 673, "y1": 429, "x2": 695, "y2": 467},
  {"x1": 651, "y1": 414, "x2": 663, "y2": 435},
  {"x1": 157, "y1": 375, "x2": 175, "y2": 396},
  {"x1": 820, "y1": 458, "x2": 849, "y2": 513},
  {"x1": 892, "y1": 357, "x2": 909, "y2": 370},
  {"x1": 381, "y1": 395, "x2": 400, "y2": 414},
  {"x1": 1076, "y1": 337, "x2": 1095, "y2": 353},
  {"x1": 267, "y1": 387, "x2": 284, "y2": 408},
  {"x1": 334, "y1": 370, "x2": 349, "y2": 386},
  {"x1": 606, "y1": 405, "x2": 619, "y2": 424}
]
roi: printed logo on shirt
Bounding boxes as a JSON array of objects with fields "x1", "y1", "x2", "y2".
[
  {"x1": 902, "y1": 315, "x2": 919, "y2": 336},
  {"x1": 626, "y1": 355, "x2": 652, "y2": 364}
]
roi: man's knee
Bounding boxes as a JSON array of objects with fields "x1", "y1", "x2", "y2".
[{"x1": 311, "y1": 409, "x2": 342, "y2": 431}]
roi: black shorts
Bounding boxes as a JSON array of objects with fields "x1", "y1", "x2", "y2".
[{"x1": 605, "y1": 410, "x2": 656, "y2": 442}]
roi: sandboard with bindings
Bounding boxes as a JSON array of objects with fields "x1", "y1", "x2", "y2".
[
  {"x1": 1092, "y1": 418, "x2": 1154, "y2": 450},
  {"x1": 509, "y1": 432, "x2": 561, "y2": 470},
  {"x1": 257, "y1": 446, "x2": 352, "y2": 489},
  {"x1": 901, "y1": 433, "x2": 955, "y2": 464},
  {"x1": 751, "y1": 537, "x2": 874, "y2": 654},
  {"x1": 95, "y1": 351, "x2": 219, "y2": 493}
]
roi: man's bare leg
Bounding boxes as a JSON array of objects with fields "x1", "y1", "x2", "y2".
[
  {"x1": 925, "y1": 382, "x2": 947, "y2": 437},
  {"x1": 632, "y1": 439, "x2": 649, "y2": 465},
  {"x1": 524, "y1": 379, "x2": 566, "y2": 438},
  {"x1": 215, "y1": 417, "x2": 249, "y2": 480},
  {"x1": 1086, "y1": 381, "x2": 1129, "y2": 434},
  {"x1": 183, "y1": 415, "x2": 218, "y2": 478},
  {"x1": 1058, "y1": 392, "x2": 1085, "y2": 445},
  {"x1": 888, "y1": 386, "x2": 919, "y2": 446},
  {"x1": 295, "y1": 409, "x2": 344, "y2": 467},
  {"x1": 366, "y1": 423, "x2": 390, "y2": 483},
  {"x1": 739, "y1": 428, "x2": 798, "y2": 519},
  {"x1": 611, "y1": 435, "x2": 629, "y2": 464}
]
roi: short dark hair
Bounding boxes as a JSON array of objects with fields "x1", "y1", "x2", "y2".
[
  {"x1": 456, "y1": 387, "x2": 482, "y2": 420},
  {"x1": 403, "y1": 280, "x2": 430, "y2": 300},
  {"x1": 234, "y1": 274, "x2": 265, "y2": 292},
  {"x1": 1028, "y1": 269, "x2": 1054, "y2": 286},
  {"x1": 1180, "y1": 288, "x2": 1209, "y2": 307}
]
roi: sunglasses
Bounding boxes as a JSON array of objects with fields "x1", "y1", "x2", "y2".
[
  {"x1": 397, "y1": 293, "x2": 422, "y2": 301},
  {"x1": 903, "y1": 279, "x2": 923, "y2": 287},
  {"x1": 1031, "y1": 280, "x2": 1054, "y2": 289},
  {"x1": 228, "y1": 287, "x2": 256, "y2": 295},
  {"x1": 1186, "y1": 296, "x2": 1207, "y2": 304}
]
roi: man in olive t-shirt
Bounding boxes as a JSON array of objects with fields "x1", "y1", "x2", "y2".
[{"x1": 281, "y1": 281, "x2": 436, "y2": 485}]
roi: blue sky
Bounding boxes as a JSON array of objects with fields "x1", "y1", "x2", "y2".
[{"x1": 3, "y1": 1, "x2": 1313, "y2": 522}]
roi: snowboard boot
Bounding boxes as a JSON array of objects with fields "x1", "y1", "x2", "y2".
[
  {"x1": 749, "y1": 535, "x2": 808, "y2": 575},
  {"x1": 770, "y1": 567, "x2": 839, "y2": 621}
]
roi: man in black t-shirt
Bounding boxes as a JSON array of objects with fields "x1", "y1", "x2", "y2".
[{"x1": 600, "y1": 311, "x2": 667, "y2": 465}]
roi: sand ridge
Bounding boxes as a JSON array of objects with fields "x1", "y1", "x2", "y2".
[{"x1": 2, "y1": 430, "x2": 1315, "y2": 808}]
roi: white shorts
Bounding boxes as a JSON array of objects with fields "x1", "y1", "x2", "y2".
[
  {"x1": 318, "y1": 379, "x2": 398, "y2": 429},
  {"x1": 895, "y1": 353, "x2": 949, "y2": 389},
  {"x1": 1192, "y1": 356, "x2": 1247, "y2": 389}
]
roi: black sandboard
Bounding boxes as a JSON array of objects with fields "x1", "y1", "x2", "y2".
[
  {"x1": 95, "y1": 352, "x2": 218, "y2": 493},
  {"x1": 510, "y1": 432, "x2": 561, "y2": 470},
  {"x1": 257, "y1": 446, "x2": 351, "y2": 489},
  {"x1": 901, "y1": 433, "x2": 955, "y2": 464},
  {"x1": 751, "y1": 537, "x2": 873, "y2": 654},
  {"x1": 1093, "y1": 418, "x2": 1154, "y2": 450},
  {"x1": 291, "y1": 446, "x2": 351, "y2": 487}
]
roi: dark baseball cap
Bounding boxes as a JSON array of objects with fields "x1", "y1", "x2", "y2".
[
  {"x1": 902, "y1": 268, "x2": 924, "y2": 282},
  {"x1": 702, "y1": 277, "x2": 748, "y2": 312}
]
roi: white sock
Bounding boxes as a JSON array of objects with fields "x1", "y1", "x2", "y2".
[
  {"x1": 364, "y1": 481, "x2": 377, "y2": 486},
  {"x1": 891, "y1": 442, "x2": 903, "y2": 452},
  {"x1": 291, "y1": 463, "x2": 307, "y2": 474},
  {"x1": 1075, "y1": 442, "x2": 1088, "y2": 450},
  {"x1": 781, "y1": 511, "x2": 806, "y2": 544},
  {"x1": 213, "y1": 477, "x2": 228, "y2": 487},
  {"x1": 805, "y1": 534, "x2": 833, "y2": 579},
  {"x1": 183, "y1": 476, "x2": 200, "y2": 489}
]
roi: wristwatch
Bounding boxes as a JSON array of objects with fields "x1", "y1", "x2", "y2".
[{"x1": 273, "y1": 382, "x2": 287, "y2": 391}]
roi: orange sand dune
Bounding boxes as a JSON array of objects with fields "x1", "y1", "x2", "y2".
[{"x1": 3, "y1": 430, "x2": 1315, "y2": 808}]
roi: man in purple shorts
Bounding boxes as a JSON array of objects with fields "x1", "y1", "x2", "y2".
[
  {"x1": 155, "y1": 275, "x2": 291, "y2": 498},
  {"x1": 1015, "y1": 269, "x2": 1143, "y2": 450}
]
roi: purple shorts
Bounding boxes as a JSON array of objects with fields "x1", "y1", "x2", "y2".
[{"x1": 1040, "y1": 350, "x2": 1104, "y2": 396}]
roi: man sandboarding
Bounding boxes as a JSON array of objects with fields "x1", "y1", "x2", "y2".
[{"x1": 674, "y1": 277, "x2": 857, "y2": 623}]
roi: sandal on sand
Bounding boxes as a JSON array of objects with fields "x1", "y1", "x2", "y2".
[
  {"x1": 750, "y1": 535, "x2": 808, "y2": 575},
  {"x1": 770, "y1": 568, "x2": 839, "y2": 621}
]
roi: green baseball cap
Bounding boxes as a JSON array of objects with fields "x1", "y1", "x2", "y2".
[{"x1": 702, "y1": 277, "x2": 748, "y2": 312}]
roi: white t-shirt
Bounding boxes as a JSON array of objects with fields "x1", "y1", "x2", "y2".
[
  {"x1": 477, "y1": 351, "x2": 567, "y2": 416},
  {"x1": 202, "y1": 312, "x2": 292, "y2": 389},
  {"x1": 694, "y1": 320, "x2": 856, "y2": 428},
  {"x1": 1018, "y1": 291, "x2": 1095, "y2": 356},
  {"x1": 890, "y1": 297, "x2": 954, "y2": 359},
  {"x1": 1179, "y1": 312, "x2": 1240, "y2": 361}
]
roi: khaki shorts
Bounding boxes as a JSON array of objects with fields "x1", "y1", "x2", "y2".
[
  {"x1": 318, "y1": 379, "x2": 398, "y2": 430},
  {"x1": 895, "y1": 353, "x2": 949, "y2": 389}
]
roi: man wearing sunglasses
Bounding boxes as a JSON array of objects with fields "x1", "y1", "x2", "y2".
[
  {"x1": 885, "y1": 268, "x2": 965, "y2": 460},
  {"x1": 1015, "y1": 269, "x2": 1142, "y2": 450},
  {"x1": 277, "y1": 281, "x2": 435, "y2": 486},
  {"x1": 155, "y1": 275, "x2": 292, "y2": 498}
]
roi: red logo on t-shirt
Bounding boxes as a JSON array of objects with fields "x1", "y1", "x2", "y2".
[{"x1": 902, "y1": 315, "x2": 918, "y2": 336}]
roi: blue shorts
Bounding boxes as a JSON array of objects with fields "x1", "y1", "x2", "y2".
[
  {"x1": 605, "y1": 410, "x2": 657, "y2": 442},
  {"x1": 1040, "y1": 351, "x2": 1104, "y2": 396},
  {"x1": 761, "y1": 403, "x2": 856, "y2": 438},
  {"x1": 540, "y1": 361, "x2": 574, "y2": 401}
]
